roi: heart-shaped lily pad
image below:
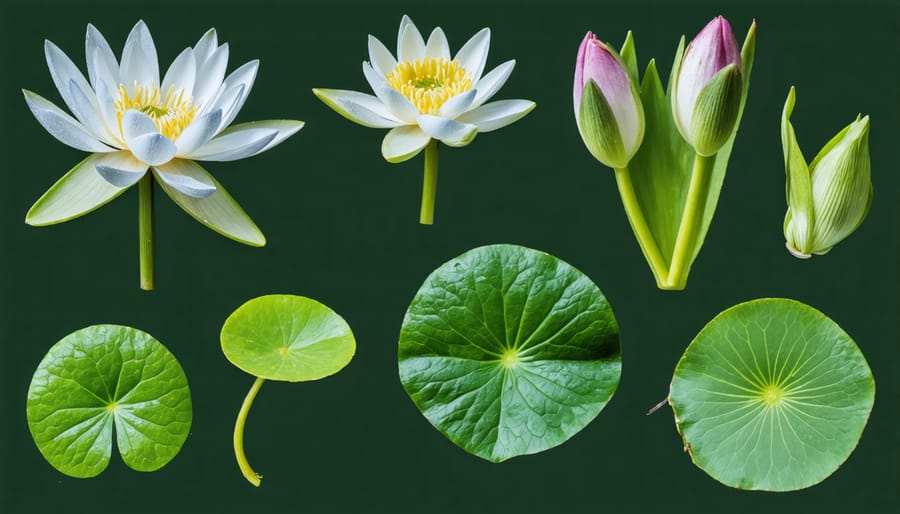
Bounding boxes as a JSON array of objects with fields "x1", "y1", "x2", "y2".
[
  {"x1": 221, "y1": 294, "x2": 356, "y2": 486},
  {"x1": 669, "y1": 298, "x2": 875, "y2": 491},
  {"x1": 398, "y1": 244, "x2": 621, "y2": 462},
  {"x1": 26, "y1": 324, "x2": 192, "y2": 478}
]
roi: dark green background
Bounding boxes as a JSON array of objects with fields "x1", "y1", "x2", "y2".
[{"x1": 1, "y1": 0, "x2": 896, "y2": 512}]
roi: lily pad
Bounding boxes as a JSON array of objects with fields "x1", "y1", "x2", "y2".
[
  {"x1": 26, "y1": 325, "x2": 192, "y2": 478},
  {"x1": 669, "y1": 298, "x2": 874, "y2": 491},
  {"x1": 220, "y1": 294, "x2": 356, "y2": 486},
  {"x1": 398, "y1": 244, "x2": 621, "y2": 462}
]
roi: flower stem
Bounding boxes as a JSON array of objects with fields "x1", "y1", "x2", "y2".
[
  {"x1": 138, "y1": 174, "x2": 154, "y2": 291},
  {"x1": 614, "y1": 167, "x2": 669, "y2": 285},
  {"x1": 666, "y1": 153, "x2": 717, "y2": 290},
  {"x1": 234, "y1": 376, "x2": 266, "y2": 487},
  {"x1": 419, "y1": 140, "x2": 439, "y2": 225}
]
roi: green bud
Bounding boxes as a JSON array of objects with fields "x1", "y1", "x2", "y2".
[{"x1": 782, "y1": 87, "x2": 872, "y2": 258}]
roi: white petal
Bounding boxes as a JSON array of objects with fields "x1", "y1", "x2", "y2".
[
  {"x1": 203, "y1": 84, "x2": 244, "y2": 133},
  {"x1": 313, "y1": 88, "x2": 404, "y2": 128},
  {"x1": 417, "y1": 115, "x2": 478, "y2": 146},
  {"x1": 226, "y1": 120, "x2": 305, "y2": 156},
  {"x1": 85, "y1": 24, "x2": 118, "y2": 92},
  {"x1": 397, "y1": 18, "x2": 425, "y2": 63},
  {"x1": 363, "y1": 62, "x2": 418, "y2": 122},
  {"x1": 424, "y1": 28, "x2": 451, "y2": 60},
  {"x1": 184, "y1": 127, "x2": 277, "y2": 162},
  {"x1": 193, "y1": 28, "x2": 218, "y2": 63},
  {"x1": 438, "y1": 89, "x2": 476, "y2": 119},
  {"x1": 153, "y1": 159, "x2": 216, "y2": 198},
  {"x1": 175, "y1": 109, "x2": 222, "y2": 155},
  {"x1": 161, "y1": 47, "x2": 197, "y2": 98},
  {"x1": 93, "y1": 75, "x2": 124, "y2": 147},
  {"x1": 44, "y1": 40, "x2": 102, "y2": 124},
  {"x1": 23, "y1": 90, "x2": 114, "y2": 153},
  {"x1": 122, "y1": 110, "x2": 176, "y2": 166},
  {"x1": 454, "y1": 28, "x2": 490, "y2": 83},
  {"x1": 67, "y1": 80, "x2": 115, "y2": 144},
  {"x1": 215, "y1": 60, "x2": 258, "y2": 129},
  {"x1": 94, "y1": 150, "x2": 148, "y2": 187},
  {"x1": 192, "y1": 43, "x2": 229, "y2": 108},
  {"x1": 119, "y1": 20, "x2": 159, "y2": 91},
  {"x1": 455, "y1": 99, "x2": 535, "y2": 132},
  {"x1": 368, "y1": 35, "x2": 397, "y2": 77},
  {"x1": 382, "y1": 125, "x2": 430, "y2": 163},
  {"x1": 470, "y1": 60, "x2": 515, "y2": 109}
]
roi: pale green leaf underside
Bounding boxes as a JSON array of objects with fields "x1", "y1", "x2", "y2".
[
  {"x1": 669, "y1": 298, "x2": 874, "y2": 491},
  {"x1": 398, "y1": 244, "x2": 621, "y2": 462},
  {"x1": 26, "y1": 325, "x2": 192, "y2": 478},
  {"x1": 221, "y1": 294, "x2": 356, "y2": 382},
  {"x1": 26, "y1": 153, "x2": 128, "y2": 226}
]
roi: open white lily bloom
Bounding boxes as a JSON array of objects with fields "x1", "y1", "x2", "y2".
[
  {"x1": 313, "y1": 15, "x2": 535, "y2": 224},
  {"x1": 24, "y1": 20, "x2": 304, "y2": 289}
]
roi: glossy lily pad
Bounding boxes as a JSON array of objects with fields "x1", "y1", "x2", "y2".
[
  {"x1": 398, "y1": 244, "x2": 621, "y2": 462},
  {"x1": 26, "y1": 325, "x2": 192, "y2": 478},
  {"x1": 669, "y1": 298, "x2": 874, "y2": 491}
]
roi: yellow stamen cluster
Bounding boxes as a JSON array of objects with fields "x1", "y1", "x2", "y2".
[
  {"x1": 386, "y1": 57, "x2": 473, "y2": 115},
  {"x1": 114, "y1": 82, "x2": 198, "y2": 140}
]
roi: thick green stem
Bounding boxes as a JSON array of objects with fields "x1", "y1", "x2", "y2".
[
  {"x1": 419, "y1": 140, "x2": 439, "y2": 225},
  {"x1": 138, "y1": 175, "x2": 154, "y2": 291},
  {"x1": 666, "y1": 153, "x2": 717, "y2": 290},
  {"x1": 614, "y1": 167, "x2": 669, "y2": 285},
  {"x1": 234, "y1": 376, "x2": 266, "y2": 487}
]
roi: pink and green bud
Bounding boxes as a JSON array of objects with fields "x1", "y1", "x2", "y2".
[
  {"x1": 574, "y1": 31, "x2": 644, "y2": 169},
  {"x1": 672, "y1": 16, "x2": 743, "y2": 156}
]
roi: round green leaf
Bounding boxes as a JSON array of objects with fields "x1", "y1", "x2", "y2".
[
  {"x1": 26, "y1": 325, "x2": 192, "y2": 478},
  {"x1": 220, "y1": 294, "x2": 356, "y2": 382},
  {"x1": 669, "y1": 298, "x2": 874, "y2": 491},
  {"x1": 398, "y1": 244, "x2": 621, "y2": 462}
]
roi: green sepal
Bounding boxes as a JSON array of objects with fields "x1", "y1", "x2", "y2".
[
  {"x1": 619, "y1": 31, "x2": 639, "y2": 84},
  {"x1": 781, "y1": 86, "x2": 814, "y2": 256},
  {"x1": 578, "y1": 79, "x2": 627, "y2": 169},
  {"x1": 689, "y1": 63, "x2": 742, "y2": 156}
]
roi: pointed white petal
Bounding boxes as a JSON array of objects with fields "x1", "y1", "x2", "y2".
[
  {"x1": 222, "y1": 120, "x2": 305, "y2": 156},
  {"x1": 203, "y1": 84, "x2": 244, "y2": 133},
  {"x1": 438, "y1": 89, "x2": 476, "y2": 119},
  {"x1": 94, "y1": 150, "x2": 149, "y2": 187},
  {"x1": 363, "y1": 62, "x2": 419, "y2": 122},
  {"x1": 193, "y1": 28, "x2": 218, "y2": 63},
  {"x1": 119, "y1": 20, "x2": 159, "y2": 91},
  {"x1": 157, "y1": 163, "x2": 265, "y2": 246},
  {"x1": 368, "y1": 35, "x2": 397, "y2": 77},
  {"x1": 417, "y1": 115, "x2": 478, "y2": 146},
  {"x1": 184, "y1": 127, "x2": 277, "y2": 162},
  {"x1": 470, "y1": 60, "x2": 515, "y2": 109},
  {"x1": 215, "y1": 60, "x2": 258, "y2": 129},
  {"x1": 175, "y1": 109, "x2": 222, "y2": 155},
  {"x1": 122, "y1": 110, "x2": 176, "y2": 165},
  {"x1": 85, "y1": 24, "x2": 119, "y2": 92},
  {"x1": 313, "y1": 88, "x2": 404, "y2": 128},
  {"x1": 93, "y1": 75, "x2": 124, "y2": 146},
  {"x1": 161, "y1": 47, "x2": 197, "y2": 97},
  {"x1": 424, "y1": 27, "x2": 451, "y2": 60},
  {"x1": 44, "y1": 40, "x2": 102, "y2": 124},
  {"x1": 455, "y1": 99, "x2": 535, "y2": 132},
  {"x1": 23, "y1": 90, "x2": 114, "y2": 152},
  {"x1": 26, "y1": 153, "x2": 130, "y2": 226},
  {"x1": 67, "y1": 80, "x2": 115, "y2": 144},
  {"x1": 454, "y1": 28, "x2": 490, "y2": 83},
  {"x1": 153, "y1": 159, "x2": 216, "y2": 198},
  {"x1": 382, "y1": 125, "x2": 430, "y2": 163},
  {"x1": 397, "y1": 19, "x2": 426, "y2": 63},
  {"x1": 192, "y1": 43, "x2": 229, "y2": 107}
]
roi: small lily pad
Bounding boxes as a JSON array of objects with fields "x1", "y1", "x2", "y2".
[
  {"x1": 398, "y1": 244, "x2": 621, "y2": 462},
  {"x1": 26, "y1": 325, "x2": 192, "y2": 478},
  {"x1": 669, "y1": 298, "x2": 875, "y2": 491}
]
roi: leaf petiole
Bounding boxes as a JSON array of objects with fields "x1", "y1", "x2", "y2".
[
  {"x1": 419, "y1": 139, "x2": 439, "y2": 225},
  {"x1": 138, "y1": 174, "x2": 154, "y2": 291},
  {"x1": 614, "y1": 167, "x2": 669, "y2": 285},
  {"x1": 234, "y1": 376, "x2": 266, "y2": 487},
  {"x1": 666, "y1": 153, "x2": 717, "y2": 290}
]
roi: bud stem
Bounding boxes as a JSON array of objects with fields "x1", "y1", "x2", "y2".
[
  {"x1": 138, "y1": 174, "x2": 154, "y2": 291},
  {"x1": 419, "y1": 140, "x2": 439, "y2": 225},
  {"x1": 614, "y1": 167, "x2": 669, "y2": 284},
  {"x1": 666, "y1": 153, "x2": 717, "y2": 290}
]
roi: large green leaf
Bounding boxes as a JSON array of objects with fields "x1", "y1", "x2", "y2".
[
  {"x1": 398, "y1": 244, "x2": 621, "y2": 462},
  {"x1": 669, "y1": 298, "x2": 874, "y2": 491},
  {"x1": 221, "y1": 294, "x2": 356, "y2": 382},
  {"x1": 26, "y1": 325, "x2": 192, "y2": 478}
]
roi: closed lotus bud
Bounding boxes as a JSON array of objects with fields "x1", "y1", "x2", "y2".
[
  {"x1": 574, "y1": 31, "x2": 644, "y2": 169},
  {"x1": 672, "y1": 16, "x2": 743, "y2": 156},
  {"x1": 782, "y1": 87, "x2": 872, "y2": 258}
]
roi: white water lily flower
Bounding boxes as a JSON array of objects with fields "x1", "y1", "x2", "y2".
[{"x1": 24, "y1": 20, "x2": 304, "y2": 249}]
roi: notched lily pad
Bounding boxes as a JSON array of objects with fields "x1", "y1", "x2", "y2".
[
  {"x1": 398, "y1": 244, "x2": 621, "y2": 462},
  {"x1": 669, "y1": 298, "x2": 874, "y2": 491},
  {"x1": 27, "y1": 324, "x2": 192, "y2": 478}
]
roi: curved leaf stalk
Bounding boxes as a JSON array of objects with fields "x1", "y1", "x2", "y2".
[
  {"x1": 614, "y1": 167, "x2": 668, "y2": 284},
  {"x1": 665, "y1": 153, "x2": 717, "y2": 289},
  {"x1": 234, "y1": 376, "x2": 266, "y2": 487},
  {"x1": 419, "y1": 140, "x2": 439, "y2": 225},
  {"x1": 138, "y1": 175, "x2": 154, "y2": 291}
]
